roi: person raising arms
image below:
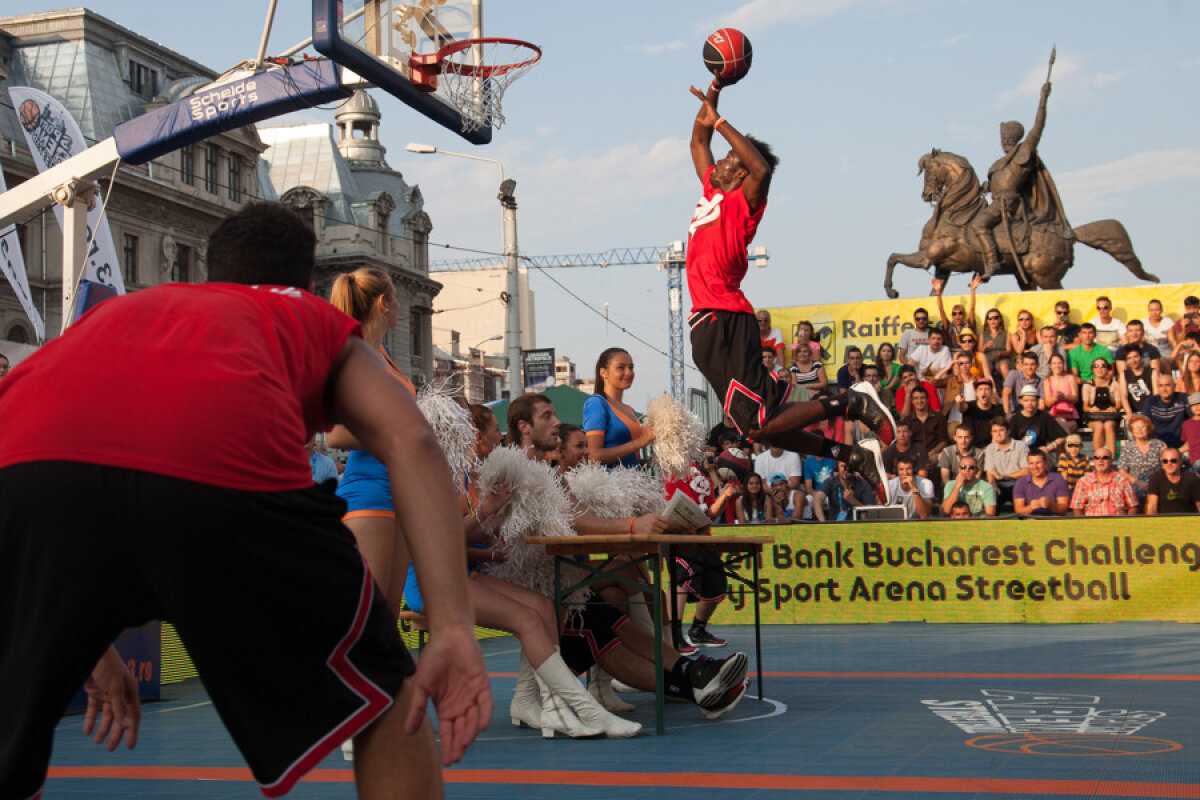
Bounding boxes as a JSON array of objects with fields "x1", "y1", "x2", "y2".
[{"x1": 684, "y1": 79, "x2": 894, "y2": 502}]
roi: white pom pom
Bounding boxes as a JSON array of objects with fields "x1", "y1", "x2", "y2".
[
  {"x1": 416, "y1": 381, "x2": 478, "y2": 485},
  {"x1": 478, "y1": 447, "x2": 587, "y2": 602},
  {"x1": 565, "y1": 463, "x2": 665, "y2": 519},
  {"x1": 645, "y1": 393, "x2": 705, "y2": 478}
]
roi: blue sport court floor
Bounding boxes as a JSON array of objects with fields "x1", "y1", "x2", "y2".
[{"x1": 42, "y1": 622, "x2": 1200, "y2": 798}]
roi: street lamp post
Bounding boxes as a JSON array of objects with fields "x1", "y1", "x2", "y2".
[
  {"x1": 471, "y1": 333, "x2": 503, "y2": 402},
  {"x1": 406, "y1": 142, "x2": 522, "y2": 397}
]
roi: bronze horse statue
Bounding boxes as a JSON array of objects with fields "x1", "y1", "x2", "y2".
[{"x1": 884, "y1": 149, "x2": 1158, "y2": 298}]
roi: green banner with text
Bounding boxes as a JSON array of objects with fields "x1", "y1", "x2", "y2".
[{"x1": 707, "y1": 518, "x2": 1200, "y2": 624}]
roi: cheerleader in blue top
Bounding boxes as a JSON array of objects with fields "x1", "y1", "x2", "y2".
[{"x1": 583, "y1": 348, "x2": 655, "y2": 468}]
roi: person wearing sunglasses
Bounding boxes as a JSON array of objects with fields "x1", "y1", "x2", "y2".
[
  {"x1": 940, "y1": 456, "x2": 997, "y2": 517},
  {"x1": 897, "y1": 307, "x2": 933, "y2": 366},
  {"x1": 1146, "y1": 447, "x2": 1200, "y2": 514},
  {"x1": 1082, "y1": 358, "x2": 1122, "y2": 455},
  {"x1": 1051, "y1": 301, "x2": 1081, "y2": 350},
  {"x1": 1087, "y1": 295, "x2": 1126, "y2": 354},
  {"x1": 1069, "y1": 447, "x2": 1138, "y2": 517},
  {"x1": 932, "y1": 274, "x2": 979, "y2": 354}
]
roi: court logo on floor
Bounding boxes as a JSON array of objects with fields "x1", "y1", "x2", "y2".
[{"x1": 922, "y1": 690, "x2": 1180, "y2": 757}]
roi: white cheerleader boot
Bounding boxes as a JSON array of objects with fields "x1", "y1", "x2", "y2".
[
  {"x1": 588, "y1": 665, "x2": 635, "y2": 712},
  {"x1": 510, "y1": 651, "x2": 543, "y2": 729},
  {"x1": 535, "y1": 672, "x2": 603, "y2": 739},
  {"x1": 536, "y1": 651, "x2": 642, "y2": 739}
]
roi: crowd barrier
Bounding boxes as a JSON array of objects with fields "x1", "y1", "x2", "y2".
[{"x1": 705, "y1": 517, "x2": 1200, "y2": 625}]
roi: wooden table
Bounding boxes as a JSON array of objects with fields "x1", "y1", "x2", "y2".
[{"x1": 526, "y1": 533, "x2": 773, "y2": 734}]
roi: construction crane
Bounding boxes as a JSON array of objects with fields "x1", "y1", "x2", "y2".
[{"x1": 430, "y1": 244, "x2": 769, "y2": 401}]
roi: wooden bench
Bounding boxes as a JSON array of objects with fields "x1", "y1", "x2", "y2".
[{"x1": 397, "y1": 610, "x2": 428, "y2": 650}]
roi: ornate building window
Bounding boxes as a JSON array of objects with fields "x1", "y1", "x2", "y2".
[
  {"x1": 227, "y1": 155, "x2": 242, "y2": 202},
  {"x1": 122, "y1": 234, "x2": 138, "y2": 284},
  {"x1": 180, "y1": 145, "x2": 195, "y2": 186},
  {"x1": 280, "y1": 187, "x2": 325, "y2": 237},
  {"x1": 204, "y1": 145, "x2": 219, "y2": 194},
  {"x1": 127, "y1": 59, "x2": 158, "y2": 98}
]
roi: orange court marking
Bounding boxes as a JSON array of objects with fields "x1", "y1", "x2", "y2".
[
  {"x1": 764, "y1": 671, "x2": 1200, "y2": 681},
  {"x1": 46, "y1": 767, "x2": 1200, "y2": 796}
]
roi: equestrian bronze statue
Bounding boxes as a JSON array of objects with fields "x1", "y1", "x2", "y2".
[{"x1": 884, "y1": 53, "x2": 1158, "y2": 298}]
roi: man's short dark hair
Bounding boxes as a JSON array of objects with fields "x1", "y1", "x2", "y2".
[
  {"x1": 1127, "y1": 319, "x2": 1144, "y2": 330},
  {"x1": 899, "y1": 365, "x2": 916, "y2": 377},
  {"x1": 950, "y1": 500, "x2": 971, "y2": 515},
  {"x1": 506, "y1": 393, "x2": 552, "y2": 446},
  {"x1": 1123, "y1": 343, "x2": 1143, "y2": 356},
  {"x1": 1185, "y1": 295, "x2": 1199, "y2": 307},
  {"x1": 1021, "y1": 352, "x2": 1038, "y2": 363},
  {"x1": 207, "y1": 202, "x2": 316, "y2": 288},
  {"x1": 745, "y1": 135, "x2": 779, "y2": 173},
  {"x1": 845, "y1": 346, "x2": 862, "y2": 358},
  {"x1": 909, "y1": 386, "x2": 928, "y2": 399},
  {"x1": 1079, "y1": 322, "x2": 1096, "y2": 333},
  {"x1": 894, "y1": 455, "x2": 915, "y2": 470}
]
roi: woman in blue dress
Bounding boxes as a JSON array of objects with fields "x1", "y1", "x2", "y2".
[{"x1": 583, "y1": 348, "x2": 655, "y2": 468}]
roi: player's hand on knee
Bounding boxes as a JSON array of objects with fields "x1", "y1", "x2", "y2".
[{"x1": 83, "y1": 645, "x2": 141, "y2": 752}]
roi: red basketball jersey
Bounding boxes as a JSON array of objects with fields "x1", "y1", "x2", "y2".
[
  {"x1": 685, "y1": 165, "x2": 766, "y2": 314},
  {"x1": 0, "y1": 283, "x2": 359, "y2": 491}
]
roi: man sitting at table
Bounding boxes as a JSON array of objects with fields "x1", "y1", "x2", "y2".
[{"x1": 508, "y1": 393, "x2": 750, "y2": 719}]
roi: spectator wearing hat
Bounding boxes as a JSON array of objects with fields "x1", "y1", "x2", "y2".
[
  {"x1": 887, "y1": 455, "x2": 935, "y2": 519},
  {"x1": 1068, "y1": 324, "x2": 1115, "y2": 383},
  {"x1": 1056, "y1": 434, "x2": 1091, "y2": 492},
  {"x1": 1141, "y1": 373, "x2": 1189, "y2": 449},
  {"x1": 767, "y1": 472, "x2": 806, "y2": 519},
  {"x1": 1071, "y1": 447, "x2": 1138, "y2": 516},
  {"x1": 955, "y1": 328, "x2": 991, "y2": 381},
  {"x1": 1116, "y1": 413, "x2": 1167, "y2": 508},
  {"x1": 1002, "y1": 351, "x2": 1043, "y2": 416},
  {"x1": 1146, "y1": 448, "x2": 1200, "y2": 514},
  {"x1": 1009, "y1": 384, "x2": 1065, "y2": 454},
  {"x1": 1182, "y1": 393, "x2": 1200, "y2": 476},
  {"x1": 1013, "y1": 449, "x2": 1071, "y2": 516},
  {"x1": 958, "y1": 378, "x2": 1005, "y2": 447}
]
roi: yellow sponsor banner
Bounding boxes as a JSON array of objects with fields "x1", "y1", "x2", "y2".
[
  {"x1": 768, "y1": 282, "x2": 1200, "y2": 373},
  {"x1": 706, "y1": 518, "x2": 1200, "y2": 625}
]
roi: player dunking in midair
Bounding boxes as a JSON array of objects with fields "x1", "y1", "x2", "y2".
[{"x1": 685, "y1": 80, "x2": 895, "y2": 501}]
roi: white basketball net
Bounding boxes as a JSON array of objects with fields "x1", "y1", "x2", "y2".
[{"x1": 438, "y1": 39, "x2": 540, "y2": 133}]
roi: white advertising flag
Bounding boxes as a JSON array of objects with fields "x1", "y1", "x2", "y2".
[
  {"x1": 0, "y1": 169, "x2": 45, "y2": 342},
  {"x1": 8, "y1": 86, "x2": 125, "y2": 295}
]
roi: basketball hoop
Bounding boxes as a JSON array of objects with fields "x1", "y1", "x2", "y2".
[{"x1": 409, "y1": 37, "x2": 541, "y2": 133}]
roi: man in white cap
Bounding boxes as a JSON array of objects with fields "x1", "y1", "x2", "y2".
[{"x1": 1008, "y1": 384, "x2": 1065, "y2": 455}]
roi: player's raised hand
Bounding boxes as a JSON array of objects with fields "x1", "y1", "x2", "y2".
[{"x1": 690, "y1": 86, "x2": 720, "y2": 127}]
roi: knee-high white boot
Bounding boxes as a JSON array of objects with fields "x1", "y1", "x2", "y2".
[
  {"x1": 534, "y1": 671, "x2": 603, "y2": 739},
  {"x1": 536, "y1": 651, "x2": 642, "y2": 739},
  {"x1": 510, "y1": 650, "x2": 543, "y2": 729},
  {"x1": 588, "y1": 665, "x2": 635, "y2": 712}
]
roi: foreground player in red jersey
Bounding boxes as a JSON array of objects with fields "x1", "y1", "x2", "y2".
[
  {"x1": 0, "y1": 202, "x2": 490, "y2": 799},
  {"x1": 685, "y1": 81, "x2": 894, "y2": 502}
]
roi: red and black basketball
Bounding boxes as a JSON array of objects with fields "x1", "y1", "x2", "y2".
[
  {"x1": 703, "y1": 28, "x2": 752, "y2": 85},
  {"x1": 18, "y1": 99, "x2": 41, "y2": 132}
]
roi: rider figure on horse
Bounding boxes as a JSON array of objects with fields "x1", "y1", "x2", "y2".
[{"x1": 971, "y1": 79, "x2": 1054, "y2": 279}]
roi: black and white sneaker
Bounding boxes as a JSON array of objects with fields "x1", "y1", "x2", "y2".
[
  {"x1": 686, "y1": 626, "x2": 728, "y2": 649},
  {"x1": 848, "y1": 381, "x2": 896, "y2": 446},
  {"x1": 848, "y1": 438, "x2": 892, "y2": 505},
  {"x1": 689, "y1": 652, "x2": 748, "y2": 709},
  {"x1": 700, "y1": 677, "x2": 750, "y2": 720}
]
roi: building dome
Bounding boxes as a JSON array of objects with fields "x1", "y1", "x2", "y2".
[{"x1": 335, "y1": 90, "x2": 387, "y2": 165}]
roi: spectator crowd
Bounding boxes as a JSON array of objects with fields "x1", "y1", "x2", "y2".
[{"x1": 733, "y1": 286, "x2": 1200, "y2": 520}]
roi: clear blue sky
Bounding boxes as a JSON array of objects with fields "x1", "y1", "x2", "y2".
[{"x1": 34, "y1": 1, "x2": 1200, "y2": 404}]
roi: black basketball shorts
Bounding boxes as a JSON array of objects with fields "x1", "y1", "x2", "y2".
[
  {"x1": 0, "y1": 462, "x2": 413, "y2": 799},
  {"x1": 670, "y1": 548, "x2": 729, "y2": 603},
  {"x1": 559, "y1": 600, "x2": 628, "y2": 674},
  {"x1": 690, "y1": 308, "x2": 792, "y2": 436}
]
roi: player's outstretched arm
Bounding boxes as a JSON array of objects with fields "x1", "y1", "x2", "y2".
[
  {"x1": 83, "y1": 645, "x2": 140, "y2": 752},
  {"x1": 328, "y1": 337, "x2": 491, "y2": 763},
  {"x1": 689, "y1": 84, "x2": 719, "y2": 180}
]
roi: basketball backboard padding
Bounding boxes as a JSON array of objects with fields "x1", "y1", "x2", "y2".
[
  {"x1": 113, "y1": 59, "x2": 352, "y2": 164},
  {"x1": 311, "y1": 0, "x2": 492, "y2": 145}
]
